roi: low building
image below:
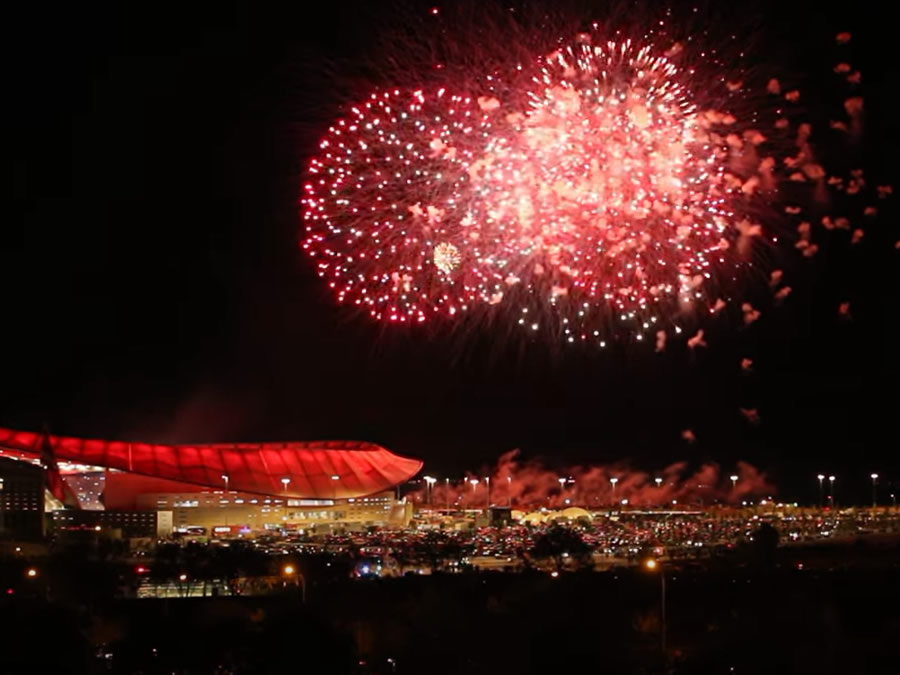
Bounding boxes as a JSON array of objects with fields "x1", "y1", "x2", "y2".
[
  {"x1": 117, "y1": 490, "x2": 414, "y2": 536},
  {"x1": 49, "y1": 509, "x2": 160, "y2": 538},
  {"x1": 0, "y1": 456, "x2": 45, "y2": 541}
]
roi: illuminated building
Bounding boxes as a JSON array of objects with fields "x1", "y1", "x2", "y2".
[
  {"x1": 50, "y1": 509, "x2": 161, "y2": 539},
  {"x1": 0, "y1": 426, "x2": 422, "y2": 537},
  {"x1": 0, "y1": 456, "x2": 46, "y2": 540},
  {"x1": 135, "y1": 490, "x2": 413, "y2": 536}
]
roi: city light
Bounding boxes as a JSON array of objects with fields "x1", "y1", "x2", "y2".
[
  {"x1": 283, "y1": 565, "x2": 295, "y2": 576},
  {"x1": 424, "y1": 476, "x2": 437, "y2": 506},
  {"x1": 25, "y1": 568, "x2": 38, "y2": 578},
  {"x1": 644, "y1": 559, "x2": 658, "y2": 570}
]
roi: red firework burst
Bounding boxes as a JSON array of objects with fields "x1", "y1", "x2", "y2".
[{"x1": 301, "y1": 23, "x2": 876, "y2": 343}]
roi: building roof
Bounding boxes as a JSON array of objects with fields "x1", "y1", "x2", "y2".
[
  {"x1": 558, "y1": 506, "x2": 593, "y2": 520},
  {"x1": 0, "y1": 427, "x2": 422, "y2": 499}
]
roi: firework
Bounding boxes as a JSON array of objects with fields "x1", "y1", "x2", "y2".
[
  {"x1": 303, "y1": 88, "x2": 504, "y2": 323},
  {"x1": 463, "y1": 38, "x2": 741, "y2": 340},
  {"x1": 302, "y1": 19, "x2": 888, "y2": 343}
]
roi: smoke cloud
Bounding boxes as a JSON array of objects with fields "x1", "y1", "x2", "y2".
[{"x1": 414, "y1": 450, "x2": 775, "y2": 509}]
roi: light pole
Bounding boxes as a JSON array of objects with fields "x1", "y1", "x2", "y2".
[
  {"x1": 507, "y1": 475, "x2": 512, "y2": 508},
  {"x1": 445, "y1": 478, "x2": 450, "y2": 511},
  {"x1": 891, "y1": 493, "x2": 897, "y2": 508},
  {"x1": 469, "y1": 478, "x2": 478, "y2": 509},
  {"x1": 817, "y1": 474, "x2": 825, "y2": 508},
  {"x1": 484, "y1": 477, "x2": 491, "y2": 510},
  {"x1": 281, "y1": 478, "x2": 292, "y2": 526},
  {"x1": 330, "y1": 474, "x2": 340, "y2": 503},
  {"x1": 871, "y1": 474, "x2": 879, "y2": 508},
  {"x1": 610, "y1": 477, "x2": 619, "y2": 505},
  {"x1": 558, "y1": 477, "x2": 566, "y2": 498},
  {"x1": 282, "y1": 564, "x2": 305, "y2": 604},
  {"x1": 221, "y1": 474, "x2": 230, "y2": 527},
  {"x1": 644, "y1": 559, "x2": 666, "y2": 655},
  {"x1": 828, "y1": 476, "x2": 835, "y2": 507},
  {"x1": 424, "y1": 476, "x2": 436, "y2": 506},
  {"x1": 730, "y1": 474, "x2": 739, "y2": 492}
]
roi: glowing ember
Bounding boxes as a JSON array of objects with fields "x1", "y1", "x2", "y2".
[{"x1": 433, "y1": 241, "x2": 461, "y2": 273}]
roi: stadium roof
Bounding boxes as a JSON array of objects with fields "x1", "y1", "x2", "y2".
[{"x1": 0, "y1": 427, "x2": 422, "y2": 499}]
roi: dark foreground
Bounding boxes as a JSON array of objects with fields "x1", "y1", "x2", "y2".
[{"x1": 3, "y1": 540, "x2": 899, "y2": 675}]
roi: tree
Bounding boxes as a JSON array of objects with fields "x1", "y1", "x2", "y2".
[
  {"x1": 529, "y1": 525, "x2": 592, "y2": 571},
  {"x1": 751, "y1": 522, "x2": 780, "y2": 567}
]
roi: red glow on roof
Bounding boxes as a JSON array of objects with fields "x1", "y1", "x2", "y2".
[{"x1": 0, "y1": 427, "x2": 422, "y2": 499}]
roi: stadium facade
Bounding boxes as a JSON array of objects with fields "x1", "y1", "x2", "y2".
[{"x1": 0, "y1": 427, "x2": 423, "y2": 539}]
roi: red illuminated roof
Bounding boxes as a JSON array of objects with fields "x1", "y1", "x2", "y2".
[{"x1": 0, "y1": 427, "x2": 422, "y2": 499}]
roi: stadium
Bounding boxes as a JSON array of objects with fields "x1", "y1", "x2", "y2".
[{"x1": 0, "y1": 426, "x2": 423, "y2": 542}]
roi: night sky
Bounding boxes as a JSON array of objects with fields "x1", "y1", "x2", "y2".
[{"x1": 7, "y1": 1, "x2": 899, "y2": 503}]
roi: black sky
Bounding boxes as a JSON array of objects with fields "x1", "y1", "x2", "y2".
[{"x1": 6, "y1": 1, "x2": 899, "y2": 502}]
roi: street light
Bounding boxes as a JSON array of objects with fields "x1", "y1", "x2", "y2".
[
  {"x1": 828, "y1": 476, "x2": 836, "y2": 506},
  {"x1": 484, "y1": 476, "x2": 491, "y2": 510},
  {"x1": 330, "y1": 474, "x2": 340, "y2": 502},
  {"x1": 221, "y1": 474, "x2": 229, "y2": 491},
  {"x1": 871, "y1": 473, "x2": 879, "y2": 507},
  {"x1": 507, "y1": 475, "x2": 512, "y2": 508},
  {"x1": 817, "y1": 474, "x2": 825, "y2": 508},
  {"x1": 282, "y1": 564, "x2": 305, "y2": 603},
  {"x1": 281, "y1": 477, "x2": 291, "y2": 494},
  {"x1": 730, "y1": 475, "x2": 739, "y2": 491},
  {"x1": 25, "y1": 567, "x2": 38, "y2": 579},
  {"x1": 654, "y1": 477, "x2": 663, "y2": 487},
  {"x1": 610, "y1": 477, "x2": 619, "y2": 504},
  {"x1": 644, "y1": 559, "x2": 666, "y2": 654},
  {"x1": 424, "y1": 476, "x2": 436, "y2": 505},
  {"x1": 445, "y1": 477, "x2": 450, "y2": 511}
]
